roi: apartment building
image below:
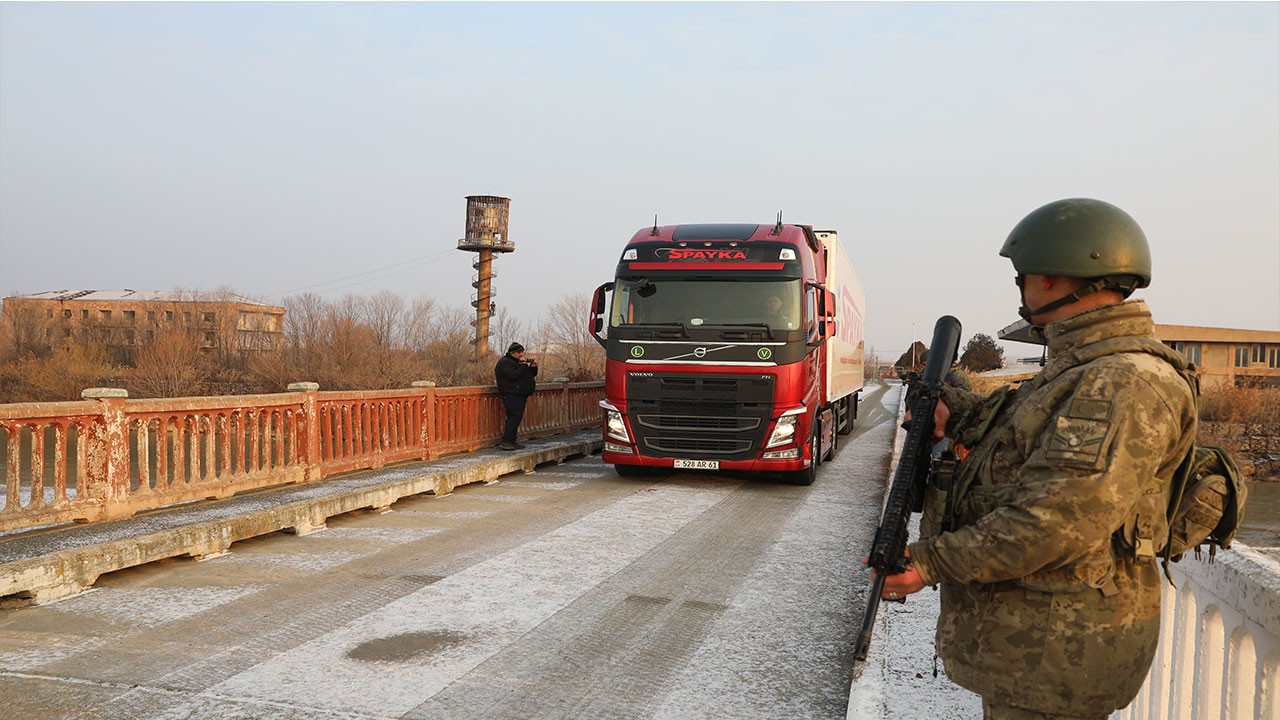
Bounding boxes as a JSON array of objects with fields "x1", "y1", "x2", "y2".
[
  {"x1": 1, "y1": 290, "x2": 284, "y2": 362},
  {"x1": 997, "y1": 318, "x2": 1280, "y2": 388},
  {"x1": 1156, "y1": 324, "x2": 1280, "y2": 388}
]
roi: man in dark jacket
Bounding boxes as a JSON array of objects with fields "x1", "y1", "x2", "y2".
[{"x1": 494, "y1": 342, "x2": 538, "y2": 450}]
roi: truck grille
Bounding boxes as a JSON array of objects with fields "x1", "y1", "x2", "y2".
[
  {"x1": 625, "y1": 373, "x2": 774, "y2": 460},
  {"x1": 645, "y1": 438, "x2": 753, "y2": 455},
  {"x1": 636, "y1": 415, "x2": 760, "y2": 432}
]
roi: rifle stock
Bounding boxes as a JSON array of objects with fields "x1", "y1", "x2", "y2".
[{"x1": 853, "y1": 315, "x2": 962, "y2": 662}]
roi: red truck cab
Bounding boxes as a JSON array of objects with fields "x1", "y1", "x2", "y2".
[{"x1": 590, "y1": 222, "x2": 865, "y2": 485}]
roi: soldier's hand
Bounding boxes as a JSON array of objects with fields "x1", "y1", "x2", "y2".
[
  {"x1": 903, "y1": 398, "x2": 950, "y2": 441},
  {"x1": 864, "y1": 548, "x2": 926, "y2": 601},
  {"x1": 880, "y1": 564, "x2": 926, "y2": 600}
]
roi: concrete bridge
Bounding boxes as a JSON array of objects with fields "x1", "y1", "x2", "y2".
[{"x1": 1, "y1": 382, "x2": 1276, "y2": 718}]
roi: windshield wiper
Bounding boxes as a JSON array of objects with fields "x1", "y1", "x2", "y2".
[
  {"x1": 707, "y1": 323, "x2": 776, "y2": 340},
  {"x1": 619, "y1": 322, "x2": 690, "y2": 338}
]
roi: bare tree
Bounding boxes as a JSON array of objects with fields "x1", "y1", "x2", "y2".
[
  {"x1": 133, "y1": 328, "x2": 211, "y2": 398},
  {"x1": 362, "y1": 290, "x2": 407, "y2": 350},
  {"x1": 536, "y1": 293, "x2": 604, "y2": 381},
  {"x1": 0, "y1": 300, "x2": 50, "y2": 359},
  {"x1": 492, "y1": 305, "x2": 526, "y2": 357},
  {"x1": 414, "y1": 305, "x2": 488, "y2": 386},
  {"x1": 402, "y1": 295, "x2": 438, "y2": 353},
  {"x1": 282, "y1": 293, "x2": 328, "y2": 381},
  {"x1": 0, "y1": 344, "x2": 116, "y2": 402}
]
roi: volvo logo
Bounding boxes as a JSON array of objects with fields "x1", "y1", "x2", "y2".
[
  {"x1": 694, "y1": 347, "x2": 707, "y2": 358},
  {"x1": 758, "y1": 348, "x2": 773, "y2": 360},
  {"x1": 630, "y1": 346, "x2": 645, "y2": 358}
]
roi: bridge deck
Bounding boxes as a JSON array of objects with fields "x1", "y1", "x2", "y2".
[{"x1": 0, "y1": 383, "x2": 974, "y2": 719}]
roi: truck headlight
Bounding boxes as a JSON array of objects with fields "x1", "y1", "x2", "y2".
[
  {"x1": 766, "y1": 408, "x2": 805, "y2": 448},
  {"x1": 600, "y1": 401, "x2": 631, "y2": 443}
]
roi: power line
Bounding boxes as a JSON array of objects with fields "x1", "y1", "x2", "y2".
[
  {"x1": 304, "y1": 258, "x2": 456, "y2": 296},
  {"x1": 266, "y1": 250, "x2": 457, "y2": 298}
]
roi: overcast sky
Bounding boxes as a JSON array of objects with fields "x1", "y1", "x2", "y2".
[{"x1": 2, "y1": 2, "x2": 1277, "y2": 362}]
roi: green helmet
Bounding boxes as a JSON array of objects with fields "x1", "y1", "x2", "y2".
[{"x1": 1000, "y1": 198, "x2": 1151, "y2": 291}]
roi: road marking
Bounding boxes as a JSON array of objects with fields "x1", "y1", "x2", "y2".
[{"x1": 158, "y1": 483, "x2": 736, "y2": 717}]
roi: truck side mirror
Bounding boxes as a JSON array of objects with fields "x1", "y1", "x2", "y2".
[{"x1": 589, "y1": 282, "x2": 612, "y2": 348}]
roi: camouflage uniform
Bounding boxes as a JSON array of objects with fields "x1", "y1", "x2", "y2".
[{"x1": 910, "y1": 300, "x2": 1196, "y2": 717}]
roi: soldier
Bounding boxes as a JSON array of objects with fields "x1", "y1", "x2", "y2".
[{"x1": 881, "y1": 199, "x2": 1198, "y2": 719}]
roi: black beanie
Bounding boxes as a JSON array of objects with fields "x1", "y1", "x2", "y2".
[{"x1": 508, "y1": 342, "x2": 524, "y2": 354}]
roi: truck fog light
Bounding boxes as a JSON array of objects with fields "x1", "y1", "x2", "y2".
[
  {"x1": 762, "y1": 448, "x2": 800, "y2": 460},
  {"x1": 604, "y1": 441, "x2": 633, "y2": 454}
]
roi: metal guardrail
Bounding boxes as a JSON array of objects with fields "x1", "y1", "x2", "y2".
[{"x1": 0, "y1": 382, "x2": 604, "y2": 533}]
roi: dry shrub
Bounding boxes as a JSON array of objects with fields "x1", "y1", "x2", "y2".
[
  {"x1": 132, "y1": 330, "x2": 213, "y2": 398},
  {"x1": 0, "y1": 345, "x2": 117, "y2": 402},
  {"x1": 1198, "y1": 384, "x2": 1280, "y2": 425},
  {"x1": 1197, "y1": 383, "x2": 1280, "y2": 483}
]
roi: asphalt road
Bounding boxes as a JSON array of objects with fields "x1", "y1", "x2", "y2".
[{"x1": 0, "y1": 383, "x2": 900, "y2": 720}]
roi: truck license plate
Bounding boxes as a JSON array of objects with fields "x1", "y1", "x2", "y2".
[{"x1": 674, "y1": 459, "x2": 720, "y2": 470}]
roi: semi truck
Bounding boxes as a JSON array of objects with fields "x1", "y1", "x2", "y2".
[{"x1": 589, "y1": 221, "x2": 866, "y2": 485}]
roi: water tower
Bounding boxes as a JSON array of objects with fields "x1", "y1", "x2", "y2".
[{"x1": 456, "y1": 195, "x2": 514, "y2": 359}]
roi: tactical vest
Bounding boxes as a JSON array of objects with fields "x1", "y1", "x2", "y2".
[{"x1": 932, "y1": 337, "x2": 1245, "y2": 572}]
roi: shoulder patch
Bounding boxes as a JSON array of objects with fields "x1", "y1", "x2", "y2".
[
  {"x1": 1044, "y1": 415, "x2": 1111, "y2": 466},
  {"x1": 1067, "y1": 397, "x2": 1112, "y2": 422}
]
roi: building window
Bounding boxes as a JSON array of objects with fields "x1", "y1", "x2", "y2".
[
  {"x1": 1252, "y1": 343, "x2": 1265, "y2": 363},
  {"x1": 203, "y1": 331, "x2": 216, "y2": 345},
  {"x1": 124, "y1": 329, "x2": 135, "y2": 345},
  {"x1": 1235, "y1": 346, "x2": 1251, "y2": 368},
  {"x1": 184, "y1": 312, "x2": 192, "y2": 324},
  {"x1": 63, "y1": 309, "x2": 72, "y2": 319},
  {"x1": 166, "y1": 310, "x2": 174, "y2": 322},
  {"x1": 204, "y1": 311, "x2": 216, "y2": 324},
  {"x1": 146, "y1": 330, "x2": 154, "y2": 342},
  {"x1": 123, "y1": 310, "x2": 135, "y2": 322},
  {"x1": 62, "y1": 327, "x2": 71, "y2": 338},
  {"x1": 1270, "y1": 346, "x2": 1280, "y2": 369},
  {"x1": 81, "y1": 310, "x2": 89, "y2": 320},
  {"x1": 1179, "y1": 343, "x2": 1202, "y2": 365},
  {"x1": 46, "y1": 309, "x2": 54, "y2": 318},
  {"x1": 147, "y1": 311, "x2": 156, "y2": 323},
  {"x1": 100, "y1": 310, "x2": 111, "y2": 321}
]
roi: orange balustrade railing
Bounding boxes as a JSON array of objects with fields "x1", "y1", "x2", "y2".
[{"x1": 0, "y1": 381, "x2": 603, "y2": 533}]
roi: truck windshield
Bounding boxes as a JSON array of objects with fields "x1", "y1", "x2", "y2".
[{"x1": 611, "y1": 278, "x2": 802, "y2": 331}]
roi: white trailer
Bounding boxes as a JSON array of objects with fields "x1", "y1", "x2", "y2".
[{"x1": 815, "y1": 230, "x2": 866, "y2": 433}]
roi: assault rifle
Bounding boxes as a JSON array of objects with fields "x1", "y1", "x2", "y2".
[{"x1": 853, "y1": 315, "x2": 962, "y2": 662}]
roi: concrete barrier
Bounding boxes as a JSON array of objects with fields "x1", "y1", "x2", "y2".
[{"x1": 0, "y1": 432, "x2": 602, "y2": 607}]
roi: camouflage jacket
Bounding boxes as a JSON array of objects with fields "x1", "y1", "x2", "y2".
[{"x1": 909, "y1": 300, "x2": 1197, "y2": 716}]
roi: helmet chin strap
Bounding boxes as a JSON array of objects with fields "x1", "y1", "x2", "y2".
[{"x1": 1017, "y1": 278, "x2": 1109, "y2": 324}]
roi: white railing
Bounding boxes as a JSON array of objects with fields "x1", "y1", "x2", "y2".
[{"x1": 1116, "y1": 544, "x2": 1280, "y2": 720}]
